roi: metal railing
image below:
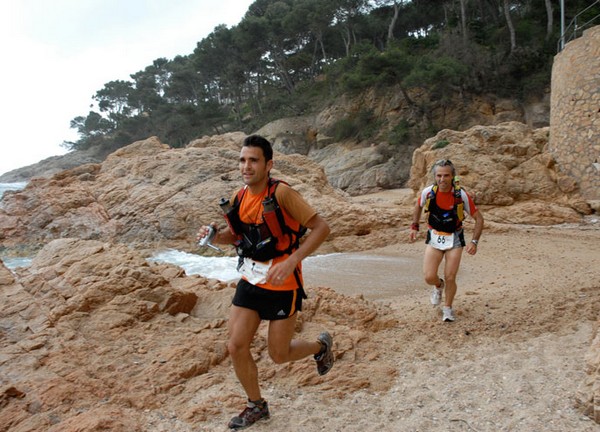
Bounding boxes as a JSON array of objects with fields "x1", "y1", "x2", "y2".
[{"x1": 558, "y1": 0, "x2": 600, "y2": 52}]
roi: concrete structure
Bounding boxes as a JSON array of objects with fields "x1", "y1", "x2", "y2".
[{"x1": 550, "y1": 25, "x2": 600, "y2": 200}]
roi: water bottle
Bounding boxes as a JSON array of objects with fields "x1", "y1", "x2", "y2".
[
  {"x1": 219, "y1": 198, "x2": 232, "y2": 214},
  {"x1": 220, "y1": 197, "x2": 239, "y2": 237},
  {"x1": 262, "y1": 197, "x2": 283, "y2": 238}
]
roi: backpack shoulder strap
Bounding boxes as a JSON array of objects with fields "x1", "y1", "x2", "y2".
[
  {"x1": 267, "y1": 178, "x2": 281, "y2": 197},
  {"x1": 269, "y1": 178, "x2": 307, "y2": 237},
  {"x1": 233, "y1": 179, "x2": 284, "y2": 207},
  {"x1": 424, "y1": 184, "x2": 437, "y2": 213},
  {"x1": 453, "y1": 176, "x2": 464, "y2": 221},
  {"x1": 233, "y1": 185, "x2": 248, "y2": 206}
]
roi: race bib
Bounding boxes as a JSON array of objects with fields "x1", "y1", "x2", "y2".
[
  {"x1": 238, "y1": 257, "x2": 273, "y2": 285},
  {"x1": 430, "y1": 230, "x2": 454, "y2": 251}
]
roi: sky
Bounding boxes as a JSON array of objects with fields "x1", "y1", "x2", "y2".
[{"x1": 0, "y1": 0, "x2": 255, "y2": 177}]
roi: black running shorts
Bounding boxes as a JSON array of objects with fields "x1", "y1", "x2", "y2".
[{"x1": 232, "y1": 279, "x2": 304, "y2": 320}]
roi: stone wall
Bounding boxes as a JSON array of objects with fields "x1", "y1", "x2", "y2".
[{"x1": 550, "y1": 25, "x2": 600, "y2": 201}]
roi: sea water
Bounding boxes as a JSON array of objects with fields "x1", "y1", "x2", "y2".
[
  {"x1": 150, "y1": 250, "x2": 240, "y2": 281},
  {"x1": 149, "y1": 250, "x2": 421, "y2": 299},
  {"x1": 147, "y1": 250, "x2": 350, "y2": 284},
  {"x1": 0, "y1": 181, "x2": 27, "y2": 199},
  {"x1": 2, "y1": 247, "x2": 420, "y2": 300},
  {"x1": 147, "y1": 250, "x2": 369, "y2": 284},
  {"x1": 0, "y1": 182, "x2": 30, "y2": 269},
  {"x1": 1, "y1": 257, "x2": 33, "y2": 269}
]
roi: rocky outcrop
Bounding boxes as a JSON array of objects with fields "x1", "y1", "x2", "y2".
[
  {"x1": 0, "y1": 147, "x2": 107, "y2": 183},
  {"x1": 0, "y1": 238, "x2": 396, "y2": 431},
  {"x1": 250, "y1": 90, "x2": 546, "y2": 196},
  {"x1": 0, "y1": 122, "x2": 593, "y2": 254},
  {"x1": 308, "y1": 140, "x2": 415, "y2": 195},
  {"x1": 0, "y1": 134, "x2": 410, "y2": 254},
  {"x1": 255, "y1": 115, "x2": 415, "y2": 195},
  {"x1": 408, "y1": 121, "x2": 592, "y2": 225}
]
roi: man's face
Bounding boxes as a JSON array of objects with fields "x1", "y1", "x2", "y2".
[
  {"x1": 239, "y1": 145, "x2": 272, "y2": 187},
  {"x1": 434, "y1": 165, "x2": 454, "y2": 192}
]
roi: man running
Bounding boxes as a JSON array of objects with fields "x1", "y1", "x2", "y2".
[
  {"x1": 409, "y1": 159, "x2": 484, "y2": 322},
  {"x1": 197, "y1": 135, "x2": 334, "y2": 429}
]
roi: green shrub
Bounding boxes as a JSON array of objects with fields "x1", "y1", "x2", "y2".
[
  {"x1": 388, "y1": 120, "x2": 410, "y2": 146},
  {"x1": 432, "y1": 139, "x2": 450, "y2": 149},
  {"x1": 332, "y1": 118, "x2": 358, "y2": 141},
  {"x1": 330, "y1": 109, "x2": 381, "y2": 142}
]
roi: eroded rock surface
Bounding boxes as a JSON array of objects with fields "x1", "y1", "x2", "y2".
[{"x1": 0, "y1": 238, "x2": 396, "y2": 431}]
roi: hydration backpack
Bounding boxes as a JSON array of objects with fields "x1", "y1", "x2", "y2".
[
  {"x1": 423, "y1": 176, "x2": 465, "y2": 231},
  {"x1": 223, "y1": 178, "x2": 307, "y2": 262}
]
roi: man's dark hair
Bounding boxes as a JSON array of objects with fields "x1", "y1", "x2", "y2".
[{"x1": 243, "y1": 135, "x2": 273, "y2": 162}]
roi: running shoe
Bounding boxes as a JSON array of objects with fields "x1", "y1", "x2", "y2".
[
  {"x1": 430, "y1": 278, "x2": 444, "y2": 306},
  {"x1": 228, "y1": 399, "x2": 270, "y2": 429},
  {"x1": 442, "y1": 306, "x2": 456, "y2": 322},
  {"x1": 314, "y1": 332, "x2": 334, "y2": 376}
]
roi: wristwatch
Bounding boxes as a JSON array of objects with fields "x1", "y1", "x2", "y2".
[{"x1": 471, "y1": 239, "x2": 479, "y2": 246}]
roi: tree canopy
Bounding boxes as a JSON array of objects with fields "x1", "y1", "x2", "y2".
[{"x1": 63, "y1": 0, "x2": 598, "y2": 153}]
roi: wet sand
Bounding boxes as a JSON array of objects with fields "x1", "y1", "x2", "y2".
[{"x1": 304, "y1": 252, "x2": 423, "y2": 301}]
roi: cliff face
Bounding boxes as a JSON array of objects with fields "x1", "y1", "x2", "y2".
[{"x1": 256, "y1": 90, "x2": 549, "y2": 195}]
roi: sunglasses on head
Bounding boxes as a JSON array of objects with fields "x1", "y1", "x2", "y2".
[{"x1": 435, "y1": 159, "x2": 453, "y2": 167}]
